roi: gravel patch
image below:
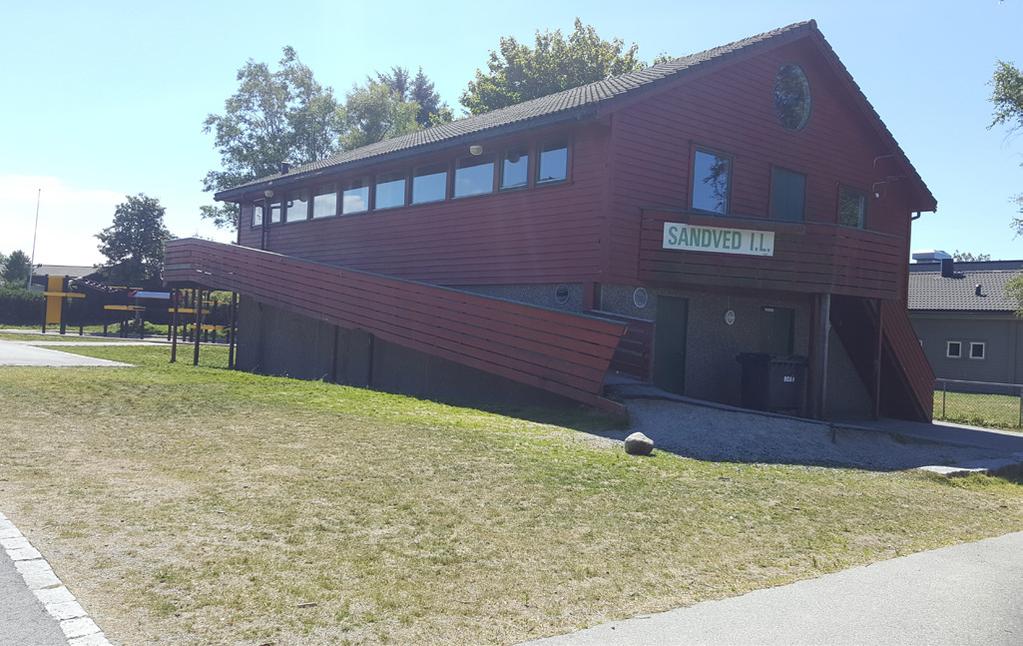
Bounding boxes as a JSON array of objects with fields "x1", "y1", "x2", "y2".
[{"x1": 604, "y1": 399, "x2": 1008, "y2": 471}]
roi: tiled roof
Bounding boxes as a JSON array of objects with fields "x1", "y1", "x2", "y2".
[
  {"x1": 908, "y1": 267, "x2": 1022, "y2": 312},
  {"x1": 217, "y1": 20, "x2": 815, "y2": 198}
]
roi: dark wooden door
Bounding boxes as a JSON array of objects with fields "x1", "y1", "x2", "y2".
[
  {"x1": 653, "y1": 296, "x2": 688, "y2": 394},
  {"x1": 760, "y1": 306, "x2": 795, "y2": 355}
]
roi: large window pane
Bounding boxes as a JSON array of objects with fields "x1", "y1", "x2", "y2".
[
  {"x1": 252, "y1": 204, "x2": 264, "y2": 227},
  {"x1": 537, "y1": 142, "x2": 568, "y2": 184},
  {"x1": 342, "y1": 178, "x2": 369, "y2": 215},
  {"x1": 312, "y1": 185, "x2": 337, "y2": 218},
  {"x1": 501, "y1": 147, "x2": 529, "y2": 190},
  {"x1": 285, "y1": 190, "x2": 308, "y2": 223},
  {"x1": 770, "y1": 167, "x2": 806, "y2": 222},
  {"x1": 454, "y1": 155, "x2": 495, "y2": 198},
  {"x1": 375, "y1": 171, "x2": 407, "y2": 209},
  {"x1": 412, "y1": 164, "x2": 448, "y2": 204},
  {"x1": 269, "y1": 201, "x2": 283, "y2": 224},
  {"x1": 691, "y1": 149, "x2": 731, "y2": 214},
  {"x1": 837, "y1": 185, "x2": 866, "y2": 228}
]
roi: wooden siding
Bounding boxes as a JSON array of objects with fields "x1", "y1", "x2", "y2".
[
  {"x1": 882, "y1": 298, "x2": 935, "y2": 421},
  {"x1": 164, "y1": 238, "x2": 626, "y2": 412},
  {"x1": 236, "y1": 123, "x2": 610, "y2": 286},
  {"x1": 639, "y1": 210, "x2": 907, "y2": 299},
  {"x1": 606, "y1": 37, "x2": 918, "y2": 288}
]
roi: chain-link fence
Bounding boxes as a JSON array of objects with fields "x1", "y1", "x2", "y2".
[{"x1": 934, "y1": 379, "x2": 1023, "y2": 430}]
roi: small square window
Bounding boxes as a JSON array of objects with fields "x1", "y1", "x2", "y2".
[
  {"x1": 501, "y1": 147, "x2": 529, "y2": 190},
  {"x1": 252, "y1": 204, "x2": 264, "y2": 227},
  {"x1": 969, "y1": 342, "x2": 985, "y2": 360},
  {"x1": 285, "y1": 190, "x2": 309, "y2": 223},
  {"x1": 269, "y1": 200, "x2": 283, "y2": 224},
  {"x1": 946, "y1": 341, "x2": 962, "y2": 358},
  {"x1": 312, "y1": 185, "x2": 338, "y2": 218},
  {"x1": 342, "y1": 178, "x2": 370, "y2": 214},
  {"x1": 770, "y1": 167, "x2": 806, "y2": 222},
  {"x1": 838, "y1": 185, "x2": 866, "y2": 228},
  {"x1": 536, "y1": 141, "x2": 568, "y2": 184},
  {"x1": 374, "y1": 171, "x2": 407, "y2": 210},
  {"x1": 412, "y1": 164, "x2": 448, "y2": 204},
  {"x1": 455, "y1": 155, "x2": 495, "y2": 198},
  {"x1": 691, "y1": 148, "x2": 731, "y2": 215}
]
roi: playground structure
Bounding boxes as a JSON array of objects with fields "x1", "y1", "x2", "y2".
[{"x1": 34, "y1": 273, "x2": 239, "y2": 366}]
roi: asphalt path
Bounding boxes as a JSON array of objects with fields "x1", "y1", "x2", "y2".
[
  {"x1": 528, "y1": 532, "x2": 1023, "y2": 645},
  {"x1": 0, "y1": 340, "x2": 128, "y2": 367},
  {"x1": 0, "y1": 549, "x2": 66, "y2": 645}
]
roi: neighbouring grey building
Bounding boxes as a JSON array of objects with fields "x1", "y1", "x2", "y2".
[{"x1": 909, "y1": 252, "x2": 1023, "y2": 389}]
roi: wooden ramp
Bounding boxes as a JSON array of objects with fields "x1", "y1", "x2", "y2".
[{"x1": 164, "y1": 238, "x2": 627, "y2": 413}]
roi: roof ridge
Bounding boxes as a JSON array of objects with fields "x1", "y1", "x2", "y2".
[{"x1": 220, "y1": 20, "x2": 817, "y2": 197}]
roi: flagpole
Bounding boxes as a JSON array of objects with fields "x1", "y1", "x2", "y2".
[{"x1": 26, "y1": 188, "x2": 41, "y2": 289}]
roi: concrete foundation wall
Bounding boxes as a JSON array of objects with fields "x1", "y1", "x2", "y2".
[{"x1": 236, "y1": 296, "x2": 572, "y2": 410}]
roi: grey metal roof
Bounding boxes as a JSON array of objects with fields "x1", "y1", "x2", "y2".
[
  {"x1": 32, "y1": 264, "x2": 95, "y2": 278},
  {"x1": 217, "y1": 20, "x2": 816, "y2": 199},
  {"x1": 908, "y1": 268, "x2": 1023, "y2": 312}
]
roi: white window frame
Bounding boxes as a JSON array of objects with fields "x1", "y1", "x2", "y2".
[
  {"x1": 946, "y1": 341, "x2": 962, "y2": 359},
  {"x1": 968, "y1": 342, "x2": 986, "y2": 360}
]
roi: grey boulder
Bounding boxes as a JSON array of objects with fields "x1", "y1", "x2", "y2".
[{"x1": 624, "y1": 431, "x2": 654, "y2": 456}]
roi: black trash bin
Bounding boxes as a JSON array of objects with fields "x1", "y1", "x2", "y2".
[{"x1": 736, "y1": 353, "x2": 808, "y2": 414}]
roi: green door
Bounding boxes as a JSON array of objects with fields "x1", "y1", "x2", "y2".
[
  {"x1": 760, "y1": 306, "x2": 795, "y2": 355},
  {"x1": 653, "y1": 296, "x2": 688, "y2": 395}
]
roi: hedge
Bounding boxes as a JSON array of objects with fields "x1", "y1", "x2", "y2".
[{"x1": 0, "y1": 287, "x2": 44, "y2": 325}]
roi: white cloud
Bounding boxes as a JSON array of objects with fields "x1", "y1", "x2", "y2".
[{"x1": 0, "y1": 175, "x2": 233, "y2": 267}]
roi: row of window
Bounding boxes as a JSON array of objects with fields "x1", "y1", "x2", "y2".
[
  {"x1": 690, "y1": 147, "x2": 868, "y2": 228},
  {"x1": 252, "y1": 141, "x2": 570, "y2": 227},
  {"x1": 946, "y1": 340, "x2": 985, "y2": 360}
]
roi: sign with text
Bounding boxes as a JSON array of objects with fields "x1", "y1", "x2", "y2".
[{"x1": 662, "y1": 222, "x2": 775, "y2": 257}]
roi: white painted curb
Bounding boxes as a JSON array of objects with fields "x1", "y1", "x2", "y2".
[{"x1": 0, "y1": 511, "x2": 111, "y2": 645}]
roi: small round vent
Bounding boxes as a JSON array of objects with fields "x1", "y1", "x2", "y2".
[
  {"x1": 554, "y1": 284, "x2": 571, "y2": 305},
  {"x1": 632, "y1": 287, "x2": 649, "y2": 309}
]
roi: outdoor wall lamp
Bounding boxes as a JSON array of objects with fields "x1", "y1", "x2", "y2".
[{"x1": 469, "y1": 144, "x2": 483, "y2": 156}]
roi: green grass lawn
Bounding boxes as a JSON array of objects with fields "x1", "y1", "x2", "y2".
[
  {"x1": 933, "y1": 389, "x2": 1023, "y2": 431},
  {"x1": 2, "y1": 345, "x2": 1023, "y2": 645}
]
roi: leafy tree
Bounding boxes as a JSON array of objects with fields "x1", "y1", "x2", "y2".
[
  {"x1": 989, "y1": 60, "x2": 1023, "y2": 232},
  {"x1": 96, "y1": 194, "x2": 172, "y2": 284},
  {"x1": 952, "y1": 250, "x2": 992, "y2": 262},
  {"x1": 0, "y1": 252, "x2": 6, "y2": 285},
  {"x1": 461, "y1": 18, "x2": 647, "y2": 115},
  {"x1": 202, "y1": 46, "x2": 345, "y2": 229},
  {"x1": 376, "y1": 66, "x2": 452, "y2": 127},
  {"x1": 1, "y1": 250, "x2": 32, "y2": 287},
  {"x1": 341, "y1": 81, "x2": 422, "y2": 149}
]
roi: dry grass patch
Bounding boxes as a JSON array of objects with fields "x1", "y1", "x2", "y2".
[{"x1": 1, "y1": 345, "x2": 1022, "y2": 644}]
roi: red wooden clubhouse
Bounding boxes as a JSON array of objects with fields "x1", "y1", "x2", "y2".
[{"x1": 165, "y1": 20, "x2": 936, "y2": 421}]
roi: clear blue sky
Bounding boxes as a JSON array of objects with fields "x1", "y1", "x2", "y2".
[{"x1": 1, "y1": 0, "x2": 1021, "y2": 265}]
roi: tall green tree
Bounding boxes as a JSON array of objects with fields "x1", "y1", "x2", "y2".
[
  {"x1": 96, "y1": 194, "x2": 172, "y2": 284},
  {"x1": 202, "y1": 46, "x2": 345, "y2": 229},
  {"x1": 989, "y1": 60, "x2": 1023, "y2": 231},
  {"x1": 341, "y1": 81, "x2": 422, "y2": 149},
  {"x1": 376, "y1": 66, "x2": 453, "y2": 127},
  {"x1": 461, "y1": 18, "x2": 647, "y2": 115},
  {"x1": 1, "y1": 250, "x2": 32, "y2": 287}
]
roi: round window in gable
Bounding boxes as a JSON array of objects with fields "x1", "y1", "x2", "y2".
[
  {"x1": 773, "y1": 64, "x2": 811, "y2": 130},
  {"x1": 554, "y1": 284, "x2": 571, "y2": 305}
]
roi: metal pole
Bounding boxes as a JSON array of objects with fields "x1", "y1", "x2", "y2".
[
  {"x1": 228, "y1": 292, "x2": 238, "y2": 369},
  {"x1": 193, "y1": 288, "x2": 203, "y2": 366},
  {"x1": 170, "y1": 288, "x2": 179, "y2": 363},
  {"x1": 941, "y1": 381, "x2": 946, "y2": 419},
  {"x1": 1018, "y1": 386, "x2": 1022, "y2": 429},
  {"x1": 26, "y1": 188, "x2": 41, "y2": 289}
]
